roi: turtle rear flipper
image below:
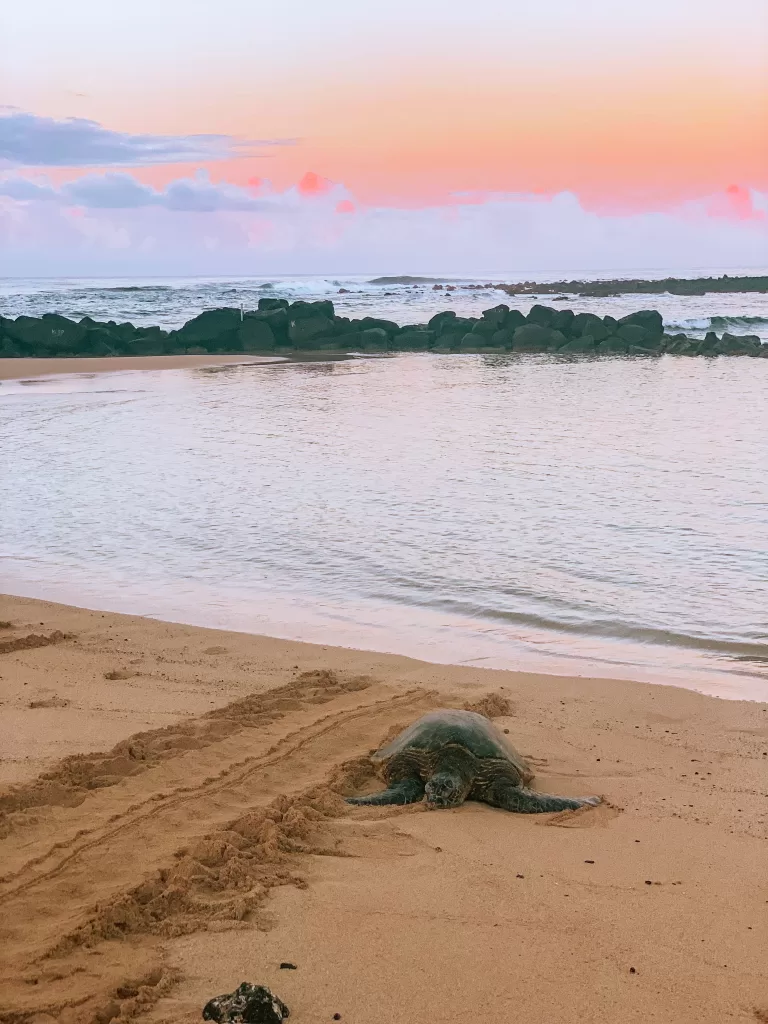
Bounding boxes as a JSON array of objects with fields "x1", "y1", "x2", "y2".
[
  {"x1": 347, "y1": 778, "x2": 425, "y2": 806},
  {"x1": 485, "y1": 783, "x2": 601, "y2": 814}
]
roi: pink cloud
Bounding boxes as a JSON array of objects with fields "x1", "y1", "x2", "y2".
[
  {"x1": 706, "y1": 184, "x2": 766, "y2": 222},
  {"x1": 298, "y1": 171, "x2": 332, "y2": 197}
]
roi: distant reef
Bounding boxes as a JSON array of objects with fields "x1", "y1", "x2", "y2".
[
  {"x1": 372, "y1": 274, "x2": 768, "y2": 296},
  {"x1": 1, "y1": 300, "x2": 766, "y2": 359},
  {"x1": 496, "y1": 274, "x2": 768, "y2": 298}
]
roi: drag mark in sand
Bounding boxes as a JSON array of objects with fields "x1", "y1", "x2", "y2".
[{"x1": 0, "y1": 671, "x2": 439, "y2": 1024}]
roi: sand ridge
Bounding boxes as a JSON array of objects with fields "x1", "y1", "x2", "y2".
[{"x1": 1, "y1": 594, "x2": 768, "y2": 1024}]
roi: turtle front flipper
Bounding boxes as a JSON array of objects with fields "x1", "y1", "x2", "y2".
[
  {"x1": 347, "y1": 777, "x2": 425, "y2": 806},
  {"x1": 484, "y1": 782, "x2": 601, "y2": 814}
]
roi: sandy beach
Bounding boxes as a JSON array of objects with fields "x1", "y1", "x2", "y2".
[{"x1": 1, "y1": 593, "x2": 767, "y2": 1024}]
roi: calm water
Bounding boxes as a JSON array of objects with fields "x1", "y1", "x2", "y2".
[{"x1": 2, "y1": 353, "x2": 767, "y2": 700}]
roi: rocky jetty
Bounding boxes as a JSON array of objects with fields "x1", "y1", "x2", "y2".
[{"x1": 0, "y1": 300, "x2": 765, "y2": 359}]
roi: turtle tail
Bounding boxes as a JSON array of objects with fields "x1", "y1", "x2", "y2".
[
  {"x1": 346, "y1": 778, "x2": 425, "y2": 807},
  {"x1": 487, "y1": 783, "x2": 601, "y2": 814}
]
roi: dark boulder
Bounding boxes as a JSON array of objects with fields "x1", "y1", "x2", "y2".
[
  {"x1": 257, "y1": 298, "x2": 289, "y2": 311},
  {"x1": 490, "y1": 328, "x2": 515, "y2": 349},
  {"x1": 428, "y1": 310, "x2": 456, "y2": 331},
  {"x1": 434, "y1": 331, "x2": 465, "y2": 350},
  {"x1": 332, "y1": 316, "x2": 353, "y2": 334},
  {"x1": 596, "y1": 336, "x2": 628, "y2": 354},
  {"x1": 627, "y1": 345, "x2": 661, "y2": 357},
  {"x1": 716, "y1": 333, "x2": 762, "y2": 355},
  {"x1": 618, "y1": 309, "x2": 663, "y2": 336},
  {"x1": 451, "y1": 317, "x2": 478, "y2": 334},
  {"x1": 616, "y1": 323, "x2": 662, "y2": 348},
  {"x1": 358, "y1": 316, "x2": 400, "y2": 335},
  {"x1": 175, "y1": 309, "x2": 240, "y2": 346},
  {"x1": 603, "y1": 315, "x2": 619, "y2": 333},
  {"x1": 664, "y1": 335, "x2": 698, "y2": 354},
  {"x1": 697, "y1": 332, "x2": 720, "y2": 355},
  {"x1": 471, "y1": 319, "x2": 499, "y2": 338},
  {"x1": 6, "y1": 314, "x2": 88, "y2": 354},
  {"x1": 551, "y1": 309, "x2": 575, "y2": 334},
  {"x1": 512, "y1": 325, "x2": 566, "y2": 351},
  {"x1": 525, "y1": 304, "x2": 557, "y2": 328},
  {"x1": 480, "y1": 303, "x2": 509, "y2": 328},
  {"x1": 359, "y1": 327, "x2": 390, "y2": 350},
  {"x1": 0, "y1": 337, "x2": 23, "y2": 358},
  {"x1": 558, "y1": 335, "x2": 597, "y2": 353},
  {"x1": 288, "y1": 314, "x2": 336, "y2": 346},
  {"x1": 505, "y1": 309, "x2": 526, "y2": 330},
  {"x1": 82, "y1": 327, "x2": 122, "y2": 355},
  {"x1": 237, "y1": 319, "x2": 276, "y2": 351},
  {"x1": 248, "y1": 308, "x2": 289, "y2": 333},
  {"x1": 289, "y1": 299, "x2": 335, "y2": 321},
  {"x1": 392, "y1": 329, "x2": 435, "y2": 350},
  {"x1": 570, "y1": 313, "x2": 609, "y2": 341}
]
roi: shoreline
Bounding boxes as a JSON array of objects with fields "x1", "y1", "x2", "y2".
[
  {"x1": 1, "y1": 592, "x2": 767, "y2": 1023},
  {"x1": 0, "y1": 353, "x2": 278, "y2": 382},
  {"x1": 0, "y1": 350, "x2": 356, "y2": 382}
]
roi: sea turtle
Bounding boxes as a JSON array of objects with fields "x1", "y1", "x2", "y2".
[{"x1": 347, "y1": 709, "x2": 601, "y2": 813}]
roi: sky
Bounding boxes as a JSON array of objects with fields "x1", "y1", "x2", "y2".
[{"x1": 0, "y1": 0, "x2": 766, "y2": 276}]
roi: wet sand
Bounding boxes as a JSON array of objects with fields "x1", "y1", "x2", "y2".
[
  {"x1": 1, "y1": 593, "x2": 767, "y2": 1024},
  {"x1": 0, "y1": 355, "x2": 285, "y2": 381},
  {"x1": 0, "y1": 352, "x2": 359, "y2": 382}
]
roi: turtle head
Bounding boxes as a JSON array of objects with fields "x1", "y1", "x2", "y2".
[{"x1": 425, "y1": 771, "x2": 468, "y2": 809}]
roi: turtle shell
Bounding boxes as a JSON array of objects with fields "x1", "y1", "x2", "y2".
[{"x1": 373, "y1": 709, "x2": 533, "y2": 783}]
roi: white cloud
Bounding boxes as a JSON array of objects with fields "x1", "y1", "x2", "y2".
[
  {"x1": 0, "y1": 110, "x2": 294, "y2": 167},
  {"x1": 0, "y1": 169, "x2": 281, "y2": 211},
  {"x1": 0, "y1": 168, "x2": 765, "y2": 277}
]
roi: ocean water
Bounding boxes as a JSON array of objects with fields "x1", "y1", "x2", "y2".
[
  {"x1": 2, "y1": 341, "x2": 767, "y2": 701},
  {"x1": 1, "y1": 271, "x2": 768, "y2": 340}
]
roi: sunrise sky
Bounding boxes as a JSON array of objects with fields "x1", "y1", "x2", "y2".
[{"x1": 1, "y1": 0, "x2": 766, "y2": 275}]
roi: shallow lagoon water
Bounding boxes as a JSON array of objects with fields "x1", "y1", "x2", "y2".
[{"x1": 2, "y1": 352, "x2": 767, "y2": 700}]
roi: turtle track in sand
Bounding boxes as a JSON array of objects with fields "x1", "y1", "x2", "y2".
[
  {"x1": 0, "y1": 668, "x2": 376, "y2": 837},
  {"x1": 0, "y1": 669, "x2": 438, "y2": 1024}
]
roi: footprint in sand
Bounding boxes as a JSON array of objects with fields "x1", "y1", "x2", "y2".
[
  {"x1": 203, "y1": 646, "x2": 228, "y2": 655},
  {"x1": 27, "y1": 696, "x2": 70, "y2": 710}
]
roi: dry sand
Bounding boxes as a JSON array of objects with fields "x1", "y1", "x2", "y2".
[{"x1": 1, "y1": 593, "x2": 767, "y2": 1024}]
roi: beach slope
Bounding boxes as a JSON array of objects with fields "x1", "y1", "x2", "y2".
[{"x1": 1, "y1": 594, "x2": 766, "y2": 1024}]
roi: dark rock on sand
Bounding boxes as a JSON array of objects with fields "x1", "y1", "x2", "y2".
[{"x1": 202, "y1": 982, "x2": 289, "y2": 1023}]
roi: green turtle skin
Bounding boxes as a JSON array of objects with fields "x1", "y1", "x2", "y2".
[{"x1": 348, "y1": 708, "x2": 601, "y2": 814}]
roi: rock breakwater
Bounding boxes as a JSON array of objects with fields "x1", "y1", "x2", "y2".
[{"x1": 1, "y1": 299, "x2": 766, "y2": 359}]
